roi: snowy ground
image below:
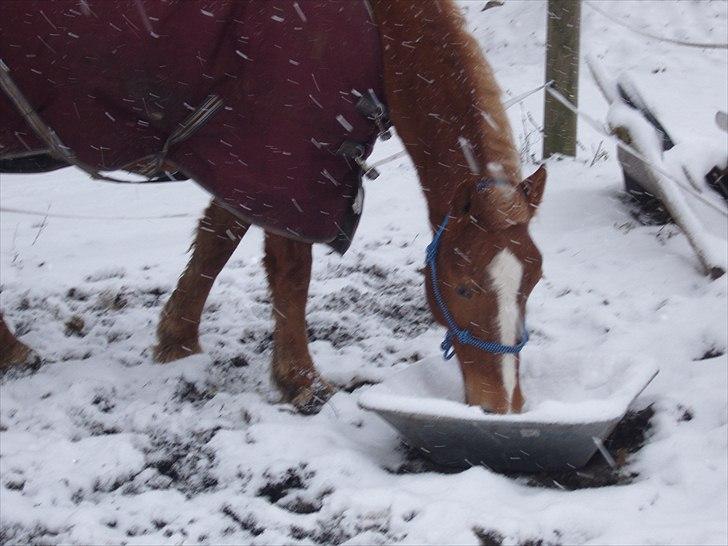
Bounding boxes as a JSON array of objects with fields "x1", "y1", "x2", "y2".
[{"x1": 1, "y1": 1, "x2": 727, "y2": 544}]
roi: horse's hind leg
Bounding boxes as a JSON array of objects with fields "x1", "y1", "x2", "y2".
[
  {"x1": 264, "y1": 232, "x2": 333, "y2": 414},
  {"x1": 154, "y1": 200, "x2": 249, "y2": 362},
  {"x1": 0, "y1": 312, "x2": 37, "y2": 370}
]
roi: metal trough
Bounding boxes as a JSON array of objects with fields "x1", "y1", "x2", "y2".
[{"x1": 359, "y1": 358, "x2": 658, "y2": 472}]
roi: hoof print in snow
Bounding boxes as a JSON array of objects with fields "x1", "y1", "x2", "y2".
[
  {"x1": 288, "y1": 516, "x2": 354, "y2": 545},
  {"x1": 474, "y1": 528, "x2": 562, "y2": 546},
  {"x1": 281, "y1": 488, "x2": 332, "y2": 516},
  {"x1": 60, "y1": 350, "x2": 92, "y2": 362},
  {"x1": 228, "y1": 354, "x2": 250, "y2": 367},
  {"x1": 174, "y1": 378, "x2": 215, "y2": 405},
  {"x1": 3, "y1": 476, "x2": 26, "y2": 491},
  {"x1": 694, "y1": 346, "x2": 726, "y2": 361},
  {"x1": 66, "y1": 287, "x2": 90, "y2": 301},
  {"x1": 0, "y1": 524, "x2": 61, "y2": 545},
  {"x1": 64, "y1": 315, "x2": 85, "y2": 337},
  {"x1": 280, "y1": 496, "x2": 324, "y2": 515},
  {"x1": 214, "y1": 354, "x2": 250, "y2": 368},
  {"x1": 144, "y1": 432, "x2": 219, "y2": 495},
  {"x1": 220, "y1": 505, "x2": 264, "y2": 537},
  {"x1": 143, "y1": 286, "x2": 168, "y2": 304},
  {"x1": 290, "y1": 511, "x2": 398, "y2": 545},
  {"x1": 675, "y1": 404, "x2": 694, "y2": 422},
  {"x1": 91, "y1": 389, "x2": 116, "y2": 413},
  {"x1": 106, "y1": 330, "x2": 131, "y2": 344},
  {"x1": 95, "y1": 290, "x2": 128, "y2": 311},
  {"x1": 257, "y1": 465, "x2": 313, "y2": 504},
  {"x1": 238, "y1": 329, "x2": 273, "y2": 353}
]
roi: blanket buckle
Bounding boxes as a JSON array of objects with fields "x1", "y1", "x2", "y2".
[{"x1": 337, "y1": 140, "x2": 380, "y2": 180}]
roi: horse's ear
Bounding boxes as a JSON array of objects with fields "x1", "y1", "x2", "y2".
[
  {"x1": 451, "y1": 181, "x2": 474, "y2": 217},
  {"x1": 521, "y1": 165, "x2": 547, "y2": 215}
]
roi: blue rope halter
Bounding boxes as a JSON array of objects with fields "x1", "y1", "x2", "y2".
[{"x1": 425, "y1": 215, "x2": 530, "y2": 360}]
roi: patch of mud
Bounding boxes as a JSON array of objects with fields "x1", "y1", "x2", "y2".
[
  {"x1": 307, "y1": 256, "x2": 433, "y2": 352},
  {"x1": 257, "y1": 465, "x2": 312, "y2": 504},
  {"x1": 254, "y1": 466, "x2": 333, "y2": 518},
  {"x1": 694, "y1": 346, "x2": 726, "y2": 361},
  {"x1": 310, "y1": 281, "x2": 432, "y2": 346},
  {"x1": 220, "y1": 505, "x2": 265, "y2": 537},
  {"x1": 142, "y1": 430, "x2": 219, "y2": 496},
  {"x1": 474, "y1": 528, "x2": 563, "y2": 546},
  {"x1": 0, "y1": 286, "x2": 172, "y2": 367},
  {"x1": 279, "y1": 494, "x2": 326, "y2": 515},
  {"x1": 173, "y1": 378, "x2": 216, "y2": 406},
  {"x1": 289, "y1": 510, "x2": 402, "y2": 545},
  {"x1": 0, "y1": 524, "x2": 65, "y2": 546},
  {"x1": 618, "y1": 190, "x2": 672, "y2": 227}
]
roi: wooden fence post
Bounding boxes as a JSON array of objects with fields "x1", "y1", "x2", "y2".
[{"x1": 543, "y1": 0, "x2": 581, "y2": 158}]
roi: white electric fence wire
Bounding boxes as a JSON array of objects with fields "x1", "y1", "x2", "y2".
[
  {"x1": 0, "y1": 206, "x2": 195, "y2": 221},
  {"x1": 372, "y1": 80, "x2": 554, "y2": 170},
  {"x1": 584, "y1": 1, "x2": 728, "y2": 50}
]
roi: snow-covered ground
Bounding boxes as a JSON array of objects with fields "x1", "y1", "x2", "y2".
[{"x1": 1, "y1": 1, "x2": 726, "y2": 544}]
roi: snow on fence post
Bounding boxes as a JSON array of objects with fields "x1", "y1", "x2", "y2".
[{"x1": 543, "y1": 0, "x2": 581, "y2": 158}]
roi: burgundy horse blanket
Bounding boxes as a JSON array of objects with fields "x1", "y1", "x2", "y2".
[{"x1": 0, "y1": 0, "x2": 386, "y2": 251}]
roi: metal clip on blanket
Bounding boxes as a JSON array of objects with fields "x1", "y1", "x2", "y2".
[
  {"x1": 355, "y1": 89, "x2": 392, "y2": 141},
  {"x1": 337, "y1": 140, "x2": 380, "y2": 180}
]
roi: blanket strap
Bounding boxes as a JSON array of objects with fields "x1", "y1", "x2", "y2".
[
  {"x1": 130, "y1": 94, "x2": 224, "y2": 178},
  {"x1": 0, "y1": 58, "x2": 221, "y2": 184}
]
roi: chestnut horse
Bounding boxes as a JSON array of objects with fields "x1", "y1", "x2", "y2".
[{"x1": 0, "y1": 0, "x2": 545, "y2": 414}]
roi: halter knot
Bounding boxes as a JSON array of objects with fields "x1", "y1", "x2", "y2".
[{"x1": 440, "y1": 332, "x2": 457, "y2": 360}]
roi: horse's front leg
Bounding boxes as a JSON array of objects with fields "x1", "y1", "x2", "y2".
[
  {"x1": 154, "y1": 200, "x2": 249, "y2": 362},
  {"x1": 263, "y1": 232, "x2": 333, "y2": 414},
  {"x1": 0, "y1": 312, "x2": 38, "y2": 371}
]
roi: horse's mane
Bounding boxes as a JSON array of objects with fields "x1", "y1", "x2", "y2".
[
  {"x1": 371, "y1": 0, "x2": 521, "y2": 196},
  {"x1": 434, "y1": 1, "x2": 521, "y2": 182}
]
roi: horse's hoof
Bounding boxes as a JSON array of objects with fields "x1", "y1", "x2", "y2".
[
  {"x1": 290, "y1": 379, "x2": 335, "y2": 415},
  {"x1": 0, "y1": 341, "x2": 42, "y2": 376},
  {"x1": 152, "y1": 339, "x2": 202, "y2": 363}
]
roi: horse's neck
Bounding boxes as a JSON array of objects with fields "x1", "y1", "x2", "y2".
[{"x1": 369, "y1": 0, "x2": 520, "y2": 226}]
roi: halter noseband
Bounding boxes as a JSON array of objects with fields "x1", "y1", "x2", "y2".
[{"x1": 425, "y1": 215, "x2": 529, "y2": 360}]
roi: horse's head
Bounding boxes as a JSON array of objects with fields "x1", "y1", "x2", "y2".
[
  {"x1": 425, "y1": 165, "x2": 547, "y2": 414},
  {"x1": 366, "y1": 0, "x2": 547, "y2": 413}
]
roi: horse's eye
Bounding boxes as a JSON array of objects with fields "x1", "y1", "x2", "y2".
[{"x1": 456, "y1": 286, "x2": 472, "y2": 299}]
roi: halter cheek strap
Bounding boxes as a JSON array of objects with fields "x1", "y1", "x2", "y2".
[{"x1": 425, "y1": 215, "x2": 529, "y2": 360}]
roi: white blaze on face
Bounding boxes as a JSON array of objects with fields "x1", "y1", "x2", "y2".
[{"x1": 486, "y1": 248, "x2": 523, "y2": 412}]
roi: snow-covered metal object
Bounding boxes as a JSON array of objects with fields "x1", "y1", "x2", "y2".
[
  {"x1": 359, "y1": 358, "x2": 658, "y2": 472},
  {"x1": 587, "y1": 58, "x2": 728, "y2": 279}
]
